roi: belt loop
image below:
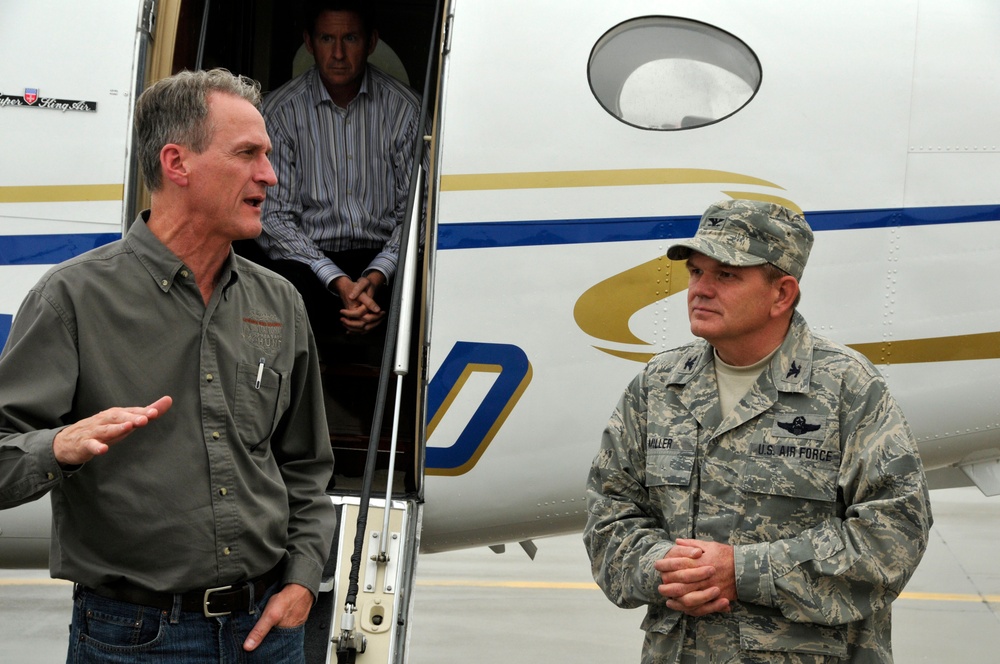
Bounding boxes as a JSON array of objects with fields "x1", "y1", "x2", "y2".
[
  {"x1": 169, "y1": 593, "x2": 183, "y2": 624},
  {"x1": 248, "y1": 577, "x2": 258, "y2": 616}
]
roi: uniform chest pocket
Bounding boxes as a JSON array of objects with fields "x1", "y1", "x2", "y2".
[
  {"x1": 741, "y1": 414, "x2": 839, "y2": 503},
  {"x1": 233, "y1": 361, "x2": 286, "y2": 453},
  {"x1": 645, "y1": 450, "x2": 695, "y2": 488}
]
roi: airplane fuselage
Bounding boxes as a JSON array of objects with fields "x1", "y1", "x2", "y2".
[{"x1": 0, "y1": 0, "x2": 998, "y2": 566}]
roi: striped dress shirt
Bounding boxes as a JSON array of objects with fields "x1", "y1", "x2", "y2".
[{"x1": 258, "y1": 65, "x2": 422, "y2": 286}]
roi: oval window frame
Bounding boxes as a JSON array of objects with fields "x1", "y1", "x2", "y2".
[{"x1": 588, "y1": 16, "x2": 762, "y2": 131}]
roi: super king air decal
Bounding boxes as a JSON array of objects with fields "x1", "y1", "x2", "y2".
[{"x1": 0, "y1": 88, "x2": 98, "y2": 113}]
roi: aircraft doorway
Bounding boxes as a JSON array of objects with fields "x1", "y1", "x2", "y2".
[{"x1": 152, "y1": 0, "x2": 442, "y2": 499}]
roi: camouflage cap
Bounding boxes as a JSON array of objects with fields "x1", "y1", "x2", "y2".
[{"x1": 666, "y1": 199, "x2": 814, "y2": 279}]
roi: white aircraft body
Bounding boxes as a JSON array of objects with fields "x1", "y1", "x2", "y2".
[{"x1": 2, "y1": 0, "x2": 999, "y2": 661}]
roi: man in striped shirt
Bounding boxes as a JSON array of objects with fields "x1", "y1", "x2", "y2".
[{"x1": 256, "y1": 0, "x2": 422, "y2": 341}]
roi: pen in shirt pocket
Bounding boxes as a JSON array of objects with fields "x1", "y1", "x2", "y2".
[{"x1": 255, "y1": 357, "x2": 265, "y2": 389}]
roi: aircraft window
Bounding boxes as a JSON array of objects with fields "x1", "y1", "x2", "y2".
[{"x1": 589, "y1": 17, "x2": 760, "y2": 130}]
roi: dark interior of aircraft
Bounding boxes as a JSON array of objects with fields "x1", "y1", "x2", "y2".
[
  {"x1": 171, "y1": 0, "x2": 438, "y2": 96},
  {"x1": 167, "y1": 0, "x2": 441, "y2": 497}
]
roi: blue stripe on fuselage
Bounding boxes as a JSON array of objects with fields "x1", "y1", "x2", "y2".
[
  {"x1": 0, "y1": 233, "x2": 119, "y2": 349},
  {"x1": 0, "y1": 233, "x2": 120, "y2": 266},
  {"x1": 0, "y1": 205, "x2": 995, "y2": 261},
  {"x1": 436, "y1": 204, "x2": 1000, "y2": 250},
  {"x1": 0, "y1": 314, "x2": 11, "y2": 353},
  {"x1": 0, "y1": 205, "x2": 995, "y2": 364}
]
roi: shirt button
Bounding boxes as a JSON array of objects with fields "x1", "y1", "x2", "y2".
[
  {"x1": 219, "y1": 488, "x2": 228, "y2": 496},
  {"x1": 206, "y1": 373, "x2": 214, "y2": 382},
  {"x1": 46, "y1": 472, "x2": 55, "y2": 481},
  {"x1": 160, "y1": 279, "x2": 169, "y2": 287},
  {"x1": 223, "y1": 547, "x2": 231, "y2": 556},
  {"x1": 212, "y1": 432, "x2": 221, "y2": 440},
  {"x1": 181, "y1": 270, "x2": 189, "y2": 278}
]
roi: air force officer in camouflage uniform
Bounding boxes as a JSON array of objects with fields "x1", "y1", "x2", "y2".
[{"x1": 584, "y1": 199, "x2": 932, "y2": 663}]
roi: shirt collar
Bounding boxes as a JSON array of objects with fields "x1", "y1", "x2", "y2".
[
  {"x1": 126, "y1": 211, "x2": 240, "y2": 294},
  {"x1": 126, "y1": 211, "x2": 187, "y2": 293},
  {"x1": 768, "y1": 311, "x2": 814, "y2": 393},
  {"x1": 665, "y1": 311, "x2": 814, "y2": 394}
]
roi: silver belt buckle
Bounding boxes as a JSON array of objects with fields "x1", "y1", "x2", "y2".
[{"x1": 203, "y1": 585, "x2": 233, "y2": 618}]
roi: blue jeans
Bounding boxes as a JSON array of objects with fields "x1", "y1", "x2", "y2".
[{"x1": 66, "y1": 582, "x2": 306, "y2": 663}]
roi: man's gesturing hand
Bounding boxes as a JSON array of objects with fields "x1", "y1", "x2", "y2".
[{"x1": 52, "y1": 396, "x2": 173, "y2": 466}]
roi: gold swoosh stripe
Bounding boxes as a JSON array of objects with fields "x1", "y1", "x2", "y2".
[
  {"x1": 0, "y1": 184, "x2": 124, "y2": 204},
  {"x1": 848, "y1": 332, "x2": 1000, "y2": 364},
  {"x1": 576, "y1": 259, "x2": 1000, "y2": 365},
  {"x1": 573, "y1": 256, "x2": 690, "y2": 346},
  {"x1": 593, "y1": 332, "x2": 1000, "y2": 367},
  {"x1": 440, "y1": 168, "x2": 782, "y2": 192}
]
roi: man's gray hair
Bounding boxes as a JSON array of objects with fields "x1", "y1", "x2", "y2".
[{"x1": 134, "y1": 68, "x2": 263, "y2": 191}]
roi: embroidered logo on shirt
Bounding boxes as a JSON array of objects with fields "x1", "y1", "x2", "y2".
[
  {"x1": 768, "y1": 413, "x2": 826, "y2": 443},
  {"x1": 242, "y1": 309, "x2": 283, "y2": 351},
  {"x1": 786, "y1": 361, "x2": 801, "y2": 379},
  {"x1": 776, "y1": 415, "x2": 821, "y2": 436}
]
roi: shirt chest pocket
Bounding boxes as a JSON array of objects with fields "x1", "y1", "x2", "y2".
[
  {"x1": 643, "y1": 427, "x2": 697, "y2": 488},
  {"x1": 743, "y1": 415, "x2": 839, "y2": 498},
  {"x1": 644, "y1": 450, "x2": 695, "y2": 488},
  {"x1": 233, "y1": 361, "x2": 288, "y2": 453},
  {"x1": 738, "y1": 415, "x2": 840, "y2": 539},
  {"x1": 644, "y1": 449, "x2": 696, "y2": 536}
]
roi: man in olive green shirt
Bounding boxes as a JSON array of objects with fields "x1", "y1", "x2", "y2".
[{"x1": 0, "y1": 69, "x2": 336, "y2": 662}]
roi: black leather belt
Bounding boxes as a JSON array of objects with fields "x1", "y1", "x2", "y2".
[{"x1": 85, "y1": 564, "x2": 283, "y2": 618}]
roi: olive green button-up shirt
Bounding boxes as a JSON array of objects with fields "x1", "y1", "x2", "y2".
[{"x1": 0, "y1": 216, "x2": 336, "y2": 595}]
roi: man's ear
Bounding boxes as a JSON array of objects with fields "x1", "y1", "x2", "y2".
[
  {"x1": 771, "y1": 275, "x2": 799, "y2": 318},
  {"x1": 368, "y1": 29, "x2": 379, "y2": 56},
  {"x1": 160, "y1": 144, "x2": 189, "y2": 187}
]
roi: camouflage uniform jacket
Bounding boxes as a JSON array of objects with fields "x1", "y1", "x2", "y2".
[{"x1": 584, "y1": 312, "x2": 932, "y2": 663}]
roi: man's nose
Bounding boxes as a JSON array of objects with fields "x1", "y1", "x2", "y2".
[
  {"x1": 259, "y1": 157, "x2": 277, "y2": 186},
  {"x1": 687, "y1": 277, "x2": 713, "y2": 299}
]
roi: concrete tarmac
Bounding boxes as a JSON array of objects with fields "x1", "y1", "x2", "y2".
[{"x1": 2, "y1": 487, "x2": 998, "y2": 663}]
